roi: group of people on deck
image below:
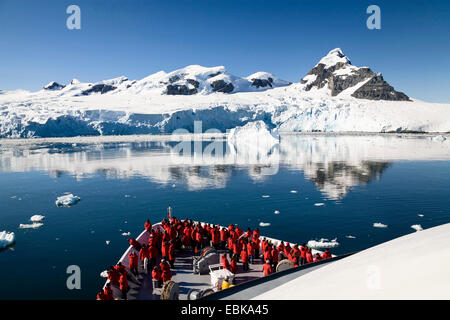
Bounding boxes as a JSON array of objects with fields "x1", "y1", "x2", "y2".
[{"x1": 97, "y1": 214, "x2": 333, "y2": 300}]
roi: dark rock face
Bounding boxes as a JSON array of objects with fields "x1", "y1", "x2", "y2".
[
  {"x1": 351, "y1": 75, "x2": 411, "y2": 101},
  {"x1": 329, "y1": 68, "x2": 375, "y2": 96},
  {"x1": 44, "y1": 82, "x2": 65, "y2": 90},
  {"x1": 301, "y1": 55, "x2": 411, "y2": 101},
  {"x1": 211, "y1": 80, "x2": 234, "y2": 93},
  {"x1": 250, "y1": 77, "x2": 273, "y2": 88},
  {"x1": 81, "y1": 84, "x2": 117, "y2": 95},
  {"x1": 165, "y1": 78, "x2": 199, "y2": 95}
]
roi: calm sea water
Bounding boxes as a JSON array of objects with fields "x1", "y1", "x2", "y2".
[{"x1": 0, "y1": 134, "x2": 449, "y2": 299}]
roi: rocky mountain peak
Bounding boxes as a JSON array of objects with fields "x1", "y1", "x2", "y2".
[{"x1": 301, "y1": 48, "x2": 411, "y2": 101}]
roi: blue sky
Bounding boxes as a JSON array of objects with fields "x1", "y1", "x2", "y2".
[{"x1": 0, "y1": 0, "x2": 449, "y2": 102}]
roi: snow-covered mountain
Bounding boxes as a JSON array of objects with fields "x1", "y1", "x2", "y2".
[{"x1": 0, "y1": 48, "x2": 449, "y2": 138}]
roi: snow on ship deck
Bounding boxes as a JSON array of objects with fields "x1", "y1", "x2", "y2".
[{"x1": 103, "y1": 221, "x2": 328, "y2": 300}]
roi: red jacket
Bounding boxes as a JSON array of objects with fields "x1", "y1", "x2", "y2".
[
  {"x1": 152, "y1": 269, "x2": 162, "y2": 281},
  {"x1": 221, "y1": 256, "x2": 230, "y2": 270},
  {"x1": 300, "y1": 246, "x2": 307, "y2": 259},
  {"x1": 119, "y1": 274, "x2": 128, "y2": 291},
  {"x1": 230, "y1": 259, "x2": 238, "y2": 274},
  {"x1": 271, "y1": 248, "x2": 279, "y2": 263},
  {"x1": 144, "y1": 220, "x2": 152, "y2": 232},
  {"x1": 103, "y1": 286, "x2": 113, "y2": 300},
  {"x1": 160, "y1": 261, "x2": 170, "y2": 272},
  {"x1": 139, "y1": 247, "x2": 149, "y2": 260},
  {"x1": 262, "y1": 263, "x2": 273, "y2": 276},
  {"x1": 128, "y1": 252, "x2": 138, "y2": 269},
  {"x1": 162, "y1": 270, "x2": 172, "y2": 282},
  {"x1": 220, "y1": 229, "x2": 229, "y2": 242},
  {"x1": 241, "y1": 250, "x2": 249, "y2": 263},
  {"x1": 148, "y1": 245, "x2": 157, "y2": 259},
  {"x1": 306, "y1": 251, "x2": 313, "y2": 263},
  {"x1": 162, "y1": 242, "x2": 170, "y2": 257},
  {"x1": 168, "y1": 244, "x2": 175, "y2": 261},
  {"x1": 211, "y1": 230, "x2": 220, "y2": 245},
  {"x1": 247, "y1": 242, "x2": 255, "y2": 256}
]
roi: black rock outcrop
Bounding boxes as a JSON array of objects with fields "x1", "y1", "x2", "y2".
[{"x1": 211, "y1": 80, "x2": 234, "y2": 93}]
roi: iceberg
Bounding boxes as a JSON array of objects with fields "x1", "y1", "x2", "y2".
[
  {"x1": 19, "y1": 223, "x2": 43, "y2": 229},
  {"x1": 259, "y1": 222, "x2": 271, "y2": 227},
  {"x1": 373, "y1": 222, "x2": 388, "y2": 228},
  {"x1": 228, "y1": 121, "x2": 279, "y2": 148},
  {"x1": 30, "y1": 215, "x2": 45, "y2": 222},
  {"x1": 55, "y1": 194, "x2": 81, "y2": 207},
  {"x1": 411, "y1": 224, "x2": 423, "y2": 232},
  {"x1": 0, "y1": 231, "x2": 15, "y2": 249},
  {"x1": 307, "y1": 238, "x2": 340, "y2": 249}
]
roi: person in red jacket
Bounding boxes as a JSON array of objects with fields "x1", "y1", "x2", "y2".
[
  {"x1": 247, "y1": 241, "x2": 255, "y2": 264},
  {"x1": 139, "y1": 245, "x2": 149, "y2": 274},
  {"x1": 107, "y1": 266, "x2": 120, "y2": 286},
  {"x1": 103, "y1": 283, "x2": 113, "y2": 300},
  {"x1": 168, "y1": 241, "x2": 176, "y2": 268},
  {"x1": 241, "y1": 248, "x2": 249, "y2": 271},
  {"x1": 211, "y1": 228, "x2": 220, "y2": 249},
  {"x1": 262, "y1": 260, "x2": 273, "y2": 276},
  {"x1": 148, "y1": 244, "x2": 157, "y2": 268},
  {"x1": 300, "y1": 243, "x2": 307, "y2": 265},
  {"x1": 306, "y1": 248, "x2": 313, "y2": 264},
  {"x1": 128, "y1": 251, "x2": 139, "y2": 276},
  {"x1": 252, "y1": 235, "x2": 260, "y2": 260},
  {"x1": 160, "y1": 259, "x2": 170, "y2": 272},
  {"x1": 119, "y1": 273, "x2": 128, "y2": 300},
  {"x1": 232, "y1": 241, "x2": 241, "y2": 261},
  {"x1": 230, "y1": 256, "x2": 238, "y2": 274},
  {"x1": 314, "y1": 253, "x2": 322, "y2": 262},
  {"x1": 162, "y1": 269, "x2": 172, "y2": 283},
  {"x1": 271, "y1": 247, "x2": 279, "y2": 269},
  {"x1": 161, "y1": 240, "x2": 170, "y2": 260},
  {"x1": 144, "y1": 219, "x2": 152, "y2": 232},
  {"x1": 322, "y1": 249, "x2": 332, "y2": 259},
  {"x1": 221, "y1": 254, "x2": 230, "y2": 270},
  {"x1": 263, "y1": 245, "x2": 272, "y2": 263},
  {"x1": 195, "y1": 230, "x2": 203, "y2": 253},
  {"x1": 152, "y1": 266, "x2": 162, "y2": 289},
  {"x1": 220, "y1": 227, "x2": 229, "y2": 250},
  {"x1": 253, "y1": 228, "x2": 260, "y2": 239}
]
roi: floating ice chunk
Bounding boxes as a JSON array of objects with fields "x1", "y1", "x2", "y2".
[
  {"x1": 105, "y1": 240, "x2": 110, "y2": 245},
  {"x1": 290, "y1": 190, "x2": 298, "y2": 194},
  {"x1": 345, "y1": 235, "x2": 356, "y2": 239},
  {"x1": 55, "y1": 194, "x2": 81, "y2": 207},
  {"x1": 0, "y1": 231, "x2": 15, "y2": 248},
  {"x1": 121, "y1": 232, "x2": 131, "y2": 236},
  {"x1": 314, "y1": 203, "x2": 325, "y2": 206},
  {"x1": 411, "y1": 224, "x2": 423, "y2": 232},
  {"x1": 30, "y1": 215, "x2": 45, "y2": 222},
  {"x1": 431, "y1": 135, "x2": 447, "y2": 142},
  {"x1": 124, "y1": 195, "x2": 131, "y2": 198},
  {"x1": 307, "y1": 238, "x2": 339, "y2": 249},
  {"x1": 259, "y1": 222, "x2": 271, "y2": 227},
  {"x1": 262, "y1": 195, "x2": 270, "y2": 198},
  {"x1": 274, "y1": 210, "x2": 280, "y2": 215},
  {"x1": 100, "y1": 270, "x2": 108, "y2": 278},
  {"x1": 373, "y1": 222, "x2": 388, "y2": 228},
  {"x1": 19, "y1": 223, "x2": 43, "y2": 229},
  {"x1": 418, "y1": 214, "x2": 424, "y2": 217}
]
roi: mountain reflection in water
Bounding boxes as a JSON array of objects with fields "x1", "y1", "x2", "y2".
[{"x1": 0, "y1": 134, "x2": 449, "y2": 200}]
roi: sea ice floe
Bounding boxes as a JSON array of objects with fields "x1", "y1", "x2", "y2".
[
  {"x1": 314, "y1": 203, "x2": 325, "y2": 206},
  {"x1": 19, "y1": 223, "x2": 43, "y2": 229},
  {"x1": 307, "y1": 238, "x2": 339, "y2": 249},
  {"x1": 418, "y1": 214, "x2": 424, "y2": 217},
  {"x1": 411, "y1": 224, "x2": 423, "y2": 232},
  {"x1": 121, "y1": 232, "x2": 131, "y2": 236},
  {"x1": 30, "y1": 215, "x2": 45, "y2": 222},
  {"x1": 105, "y1": 240, "x2": 110, "y2": 245},
  {"x1": 274, "y1": 210, "x2": 280, "y2": 215},
  {"x1": 259, "y1": 222, "x2": 271, "y2": 227},
  {"x1": 0, "y1": 231, "x2": 15, "y2": 249},
  {"x1": 373, "y1": 222, "x2": 388, "y2": 228},
  {"x1": 345, "y1": 235, "x2": 356, "y2": 239},
  {"x1": 55, "y1": 194, "x2": 81, "y2": 207},
  {"x1": 262, "y1": 195, "x2": 270, "y2": 198},
  {"x1": 290, "y1": 190, "x2": 298, "y2": 194},
  {"x1": 100, "y1": 270, "x2": 108, "y2": 278}
]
